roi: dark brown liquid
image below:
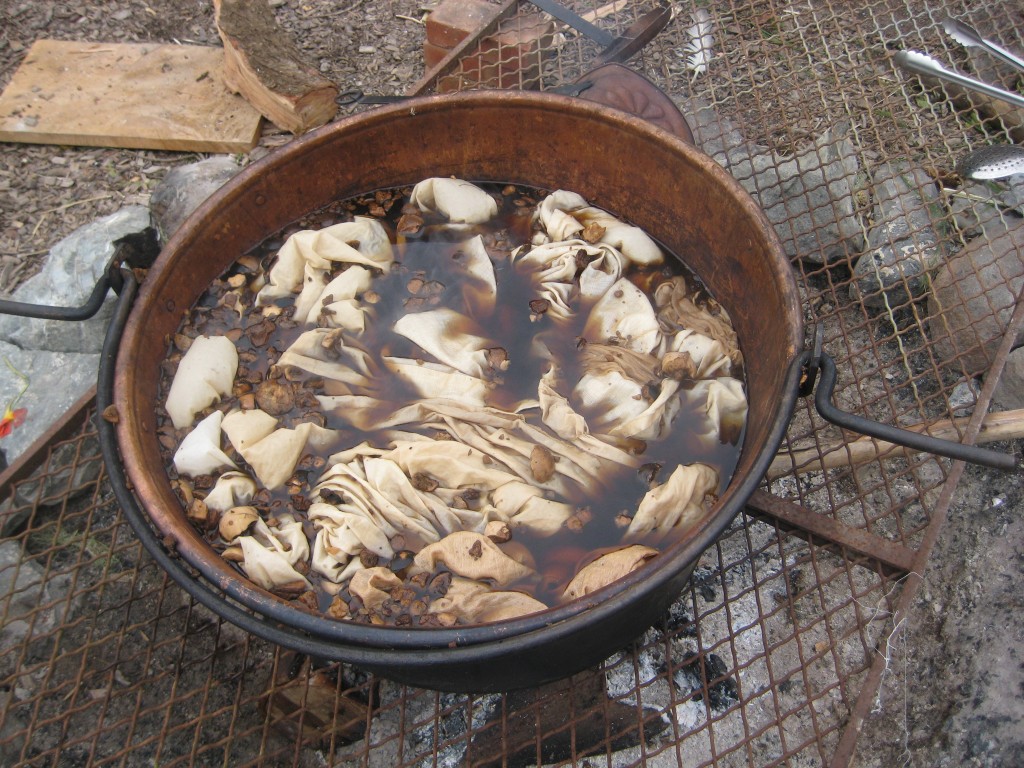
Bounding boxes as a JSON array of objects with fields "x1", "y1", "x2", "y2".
[{"x1": 160, "y1": 184, "x2": 745, "y2": 613}]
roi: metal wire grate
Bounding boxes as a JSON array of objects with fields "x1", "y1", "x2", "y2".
[
  {"x1": 2, "y1": 0, "x2": 1023, "y2": 765},
  {"x1": 0, "y1": 405, "x2": 904, "y2": 766}
]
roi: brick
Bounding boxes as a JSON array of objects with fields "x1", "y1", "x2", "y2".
[
  {"x1": 426, "y1": 0, "x2": 495, "y2": 48},
  {"x1": 425, "y1": 0, "x2": 554, "y2": 92},
  {"x1": 424, "y1": 41, "x2": 450, "y2": 69}
]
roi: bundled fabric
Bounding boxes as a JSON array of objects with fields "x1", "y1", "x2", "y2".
[{"x1": 164, "y1": 180, "x2": 749, "y2": 626}]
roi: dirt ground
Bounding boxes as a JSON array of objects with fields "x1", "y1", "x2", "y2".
[
  {"x1": 2, "y1": 1, "x2": 1023, "y2": 766},
  {"x1": 1, "y1": 0, "x2": 429, "y2": 294}
]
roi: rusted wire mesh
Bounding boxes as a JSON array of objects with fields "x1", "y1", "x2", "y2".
[
  {"x1": 2, "y1": 0, "x2": 1022, "y2": 765},
  {"x1": 0, "y1": 407, "x2": 904, "y2": 766},
  {"x1": 415, "y1": 0, "x2": 1023, "y2": 547}
]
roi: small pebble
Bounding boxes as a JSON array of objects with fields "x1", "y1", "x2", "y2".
[{"x1": 948, "y1": 379, "x2": 979, "y2": 416}]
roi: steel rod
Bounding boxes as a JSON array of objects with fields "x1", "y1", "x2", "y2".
[
  {"x1": 769, "y1": 408, "x2": 1024, "y2": 478},
  {"x1": 528, "y1": 0, "x2": 615, "y2": 46},
  {"x1": 0, "y1": 275, "x2": 112, "y2": 320},
  {"x1": 814, "y1": 353, "x2": 1018, "y2": 470},
  {"x1": 746, "y1": 490, "x2": 917, "y2": 576}
]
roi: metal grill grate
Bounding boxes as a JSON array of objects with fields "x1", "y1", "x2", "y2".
[
  {"x1": 0, "y1": 406, "x2": 906, "y2": 766},
  {"x1": 3, "y1": 0, "x2": 1023, "y2": 765}
]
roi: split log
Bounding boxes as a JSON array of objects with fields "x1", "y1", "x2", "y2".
[{"x1": 213, "y1": 0, "x2": 337, "y2": 134}]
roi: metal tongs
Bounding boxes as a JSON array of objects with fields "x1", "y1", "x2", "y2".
[{"x1": 894, "y1": 18, "x2": 1024, "y2": 111}]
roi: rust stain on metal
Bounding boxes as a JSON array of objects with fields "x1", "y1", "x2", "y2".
[{"x1": 746, "y1": 489, "x2": 917, "y2": 576}]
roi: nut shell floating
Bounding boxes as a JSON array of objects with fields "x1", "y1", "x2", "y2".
[{"x1": 159, "y1": 178, "x2": 749, "y2": 628}]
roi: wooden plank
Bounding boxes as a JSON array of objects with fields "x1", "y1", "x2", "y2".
[{"x1": 0, "y1": 40, "x2": 263, "y2": 152}]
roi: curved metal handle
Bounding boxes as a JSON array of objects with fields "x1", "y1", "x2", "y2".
[
  {"x1": 0, "y1": 272, "x2": 118, "y2": 320},
  {"x1": 0, "y1": 227, "x2": 159, "y2": 321},
  {"x1": 813, "y1": 352, "x2": 1018, "y2": 471}
]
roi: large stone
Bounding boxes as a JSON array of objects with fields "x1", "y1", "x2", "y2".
[
  {"x1": 867, "y1": 164, "x2": 943, "y2": 247},
  {"x1": 927, "y1": 217, "x2": 1024, "y2": 376},
  {"x1": 0, "y1": 206, "x2": 151, "y2": 354},
  {"x1": 0, "y1": 340, "x2": 99, "y2": 469},
  {"x1": 850, "y1": 163, "x2": 945, "y2": 309},
  {"x1": 851, "y1": 241, "x2": 934, "y2": 309},
  {"x1": 992, "y1": 347, "x2": 1024, "y2": 412},
  {"x1": 1001, "y1": 173, "x2": 1024, "y2": 209},
  {"x1": 149, "y1": 156, "x2": 242, "y2": 239},
  {"x1": 683, "y1": 94, "x2": 749, "y2": 160},
  {"x1": 673, "y1": 103, "x2": 865, "y2": 266},
  {"x1": 722, "y1": 124, "x2": 865, "y2": 264},
  {"x1": 947, "y1": 179, "x2": 1023, "y2": 239},
  {"x1": 0, "y1": 541, "x2": 72, "y2": 654},
  {"x1": 0, "y1": 436, "x2": 103, "y2": 537}
]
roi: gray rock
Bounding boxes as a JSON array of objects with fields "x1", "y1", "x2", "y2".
[
  {"x1": 948, "y1": 379, "x2": 979, "y2": 416},
  {"x1": 0, "y1": 435, "x2": 103, "y2": 537},
  {"x1": 0, "y1": 206, "x2": 151, "y2": 354},
  {"x1": 720, "y1": 124, "x2": 865, "y2": 264},
  {"x1": 999, "y1": 173, "x2": 1024, "y2": 208},
  {"x1": 0, "y1": 541, "x2": 72, "y2": 653},
  {"x1": 947, "y1": 180, "x2": 1022, "y2": 239},
  {"x1": 867, "y1": 164, "x2": 943, "y2": 247},
  {"x1": 928, "y1": 217, "x2": 1024, "y2": 375},
  {"x1": 850, "y1": 242, "x2": 933, "y2": 310},
  {"x1": 679, "y1": 94, "x2": 749, "y2": 159},
  {"x1": 149, "y1": 156, "x2": 242, "y2": 240},
  {"x1": 991, "y1": 347, "x2": 1024, "y2": 412},
  {"x1": 0, "y1": 340, "x2": 100, "y2": 469},
  {"x1": 675, "y1": 101, "x2": 865, "y2": 265},
  {"x1": 850, "y1": 164, "x2": 945, "y2": 309}
]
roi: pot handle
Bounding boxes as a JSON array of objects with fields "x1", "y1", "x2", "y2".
[
  {"x1": 0, "y1": 228, "x2": 159, "y2": 320},
  {"x1": 566, "y1": 63, "x2": 695, "y2": 144},
  {"x1": 801, "y1": 328, "x2": 1018, "y2": 470}
]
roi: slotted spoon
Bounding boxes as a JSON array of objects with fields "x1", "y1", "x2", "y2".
[{"x1": 957, "y1": 144, "x2": 1024, "y2": 180}]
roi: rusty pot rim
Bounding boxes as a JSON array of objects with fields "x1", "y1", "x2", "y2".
[{"x1": 113, "y1": 90, "x2": 803, "y2": 657}]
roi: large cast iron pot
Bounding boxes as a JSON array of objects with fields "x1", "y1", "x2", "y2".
[{"x1": 87, "y1": 92, "x2": 886, "y2": 692}]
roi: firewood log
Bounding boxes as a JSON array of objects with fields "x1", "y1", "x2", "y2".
[{"x1": 214, "y1": 0, "x2": 337, "y2": 134}]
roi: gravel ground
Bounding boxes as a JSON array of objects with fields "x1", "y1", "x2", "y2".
[{"x1": 2, "y1": 1, "x2": 1023, "y2": 766}]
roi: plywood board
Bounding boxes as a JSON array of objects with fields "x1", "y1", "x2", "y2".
[{"x1": 0, "y1": 40, "x2": 263, "y2": 152}]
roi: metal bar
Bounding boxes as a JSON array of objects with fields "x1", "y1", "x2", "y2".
[
  {"x1": 894, "y1": 50, "x2": 1024, "y2": 111},
  {"x1": 768, "y1": 407, "x2": 1024, "y2": 479},
  {"x1": 745, "y1": 490, "x2": 917, "y2": 576},
  {"x1": 528, "y1": 0, "x2": 616, "y2": 46},
  {"x1": 814, "y1": 353, "x2": 1017, "y2": 470},
  {"x1": 0, "y1": 276, "x2": 112, "y2": 321}
]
